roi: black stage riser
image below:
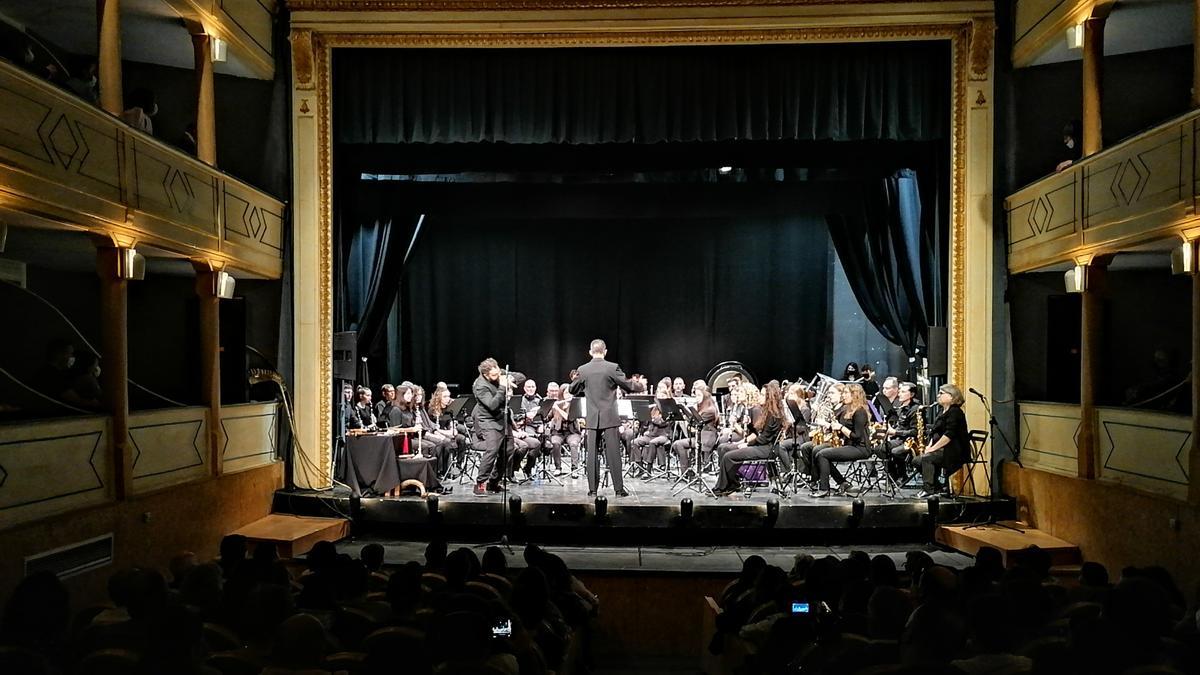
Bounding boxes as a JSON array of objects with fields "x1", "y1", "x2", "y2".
[{"x1": 272, "y1": 490, "x2": 1014, "y2": 547}]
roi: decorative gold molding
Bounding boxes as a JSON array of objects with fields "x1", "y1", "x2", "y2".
[
  {"x1": 289, "y1": 0, "x2": 970, "y2": 10},
  {"x1": 968, "y1": 16, "x2": 993, "y2": 81},
  {"x1": 291, "y1": 29, "x2": 316, "y2": 90},
  {"x1": 307, "y1": 20, "x2": 977, "y2": 472}
]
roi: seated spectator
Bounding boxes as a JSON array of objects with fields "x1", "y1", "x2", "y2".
[
  {"x1": 361, "y1": 542, "x2": 389, "y2": 591},
  {"x1": 33, "y1": 338, "x2": 75, "y2": 402},
  {"x1": 62, "y1": 351, "x2": 102, "y2": 410},
  {"x1": 64, "y1": 57, "x2": 98, "y2": 104},
  {"x1": 122, "y1": 88, "x2": 158, "y2": 135}
]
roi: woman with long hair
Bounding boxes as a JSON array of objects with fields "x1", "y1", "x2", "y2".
[
  {"x1": 811, "y1": 383, "x2": 872, "y2": 497},
  {"x1": 672, "y1": 382, "x2": 719, "y2": 475},
  {"x1": 915, "y1": 384, "x2": 969, "y2": 498},
  {"x1": 775, "y1": 383, "x2": 812, "y2": 475},
  {"x1": 429, "y1": 386, "x2": 469, "y2": 473},
  {"x1": 714, "y1": 381, "x2": 788, "y2": 495},
  {"x1": 415, "y1": 385, "x2": 455, "y2": 475}
]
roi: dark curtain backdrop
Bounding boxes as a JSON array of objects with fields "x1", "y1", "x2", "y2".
[
  {"x1": 400, "y1": 213, "x2": 829, "y2": 389},
  {"x1": 334, "y1": 42, "x2": 948, "y2": 145},
  {"x1": 826, "y1": 168, "x2": 944, "y2": 355}
]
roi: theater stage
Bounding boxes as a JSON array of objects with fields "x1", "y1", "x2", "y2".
[{"x1": 272, "y1": 472, "x2": 1014, "y2": 547}]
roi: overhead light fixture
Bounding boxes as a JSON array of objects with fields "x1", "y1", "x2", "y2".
[
  {"x1": 211, "y1": 37, "x2": 227, "y2": 63},
  {"x1": 718, "y1": 166, "x2": 733, "y2": 174},
  {"x1": 1064, "y1": 264, "x2": 1087, "y2": 293},
  {"x1": 1171, "y1": 241, "x2": 1196, "y2": 275},
  {"x1": 1065, "y1": 23, "x2": 1084, "y2": 50},
  {"x1": 214, "y1": 270, "x2": 236, "y2": 299}
]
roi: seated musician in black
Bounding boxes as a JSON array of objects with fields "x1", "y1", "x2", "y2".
[
  {"x1": 672, "y1": 384, "x2": 719, "y2": 476},
  {"x1": 353, "y1": 386, "x2": 377, "y2": 429},
  {"x1": 775, "y1": 383, "x2": 812, "y2": 474},
  {"x1": 414, "y1": 385, "x2": 454, "y2": 474},
  {"x1": 374, "y1": 384, "x2": 399, "y2": 427},
  {"x1": 811, "y1": 383, "x2": 872, "y2": 497},
  {"x1": 428, "y1": 385, "x2": 468, "y2": 473},
  {"x1": 916, "y1": 383, "x2": 970, "y2": 498},
  {"x1": 342, "y1": 383, "x2": 361, "y2": 431},
  {"x1": 714, "y1": 381, "x2": 787, "y2": 496},
  {"x1": 630, "y1": 404, "x2": 671, "y2": 476},
  {"x1": 886, "y1": 382, "x2": 921, "y2": 477}
]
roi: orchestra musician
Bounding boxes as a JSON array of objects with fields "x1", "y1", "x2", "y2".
[
  {"x1": 716, "y1": 382, "x2": 759, "y2": 461},
  {"x1": 428, "y1": 385, "x2": 469, "y2": 474},
  {"x1": 671, "y1": 377, "x2": 687, "y2": 398},
  {"x1": 413, "y1": 385, "x2": 454, "y2": 475},
  {"x1": 538, "y1": 383, "x2": 569, "y2": 475},
  {"x1": 342, "y1": 383, "x2": 361, "y2": 431},
  {"x1": 775, "y1": 383, "x2": 813, "y2": 474},
  {"x1": 671, "y1": 383, "x2": 719, "y2": 476},
  {"x1": 796, "y1": 381, "x2": 845, "y2": 476},
  {"x1": 630, "y1": 404, "x2": 671, "y2": 476},
  {"x1": 713, "y1": 380, "x2": 787, "y2": 495},
  {"x1": 872, "y1": 377, "x2": 900, "y2": 424},
  {"x1": 885, "y1": 382, "x2": 921, "y2": 478},
  {"x1": 546, "y1": 385, "x2": 582, "y2": 474},
  {"x1": 569, "y1": 339, "x2": 634, "y2": 497},
  {"x1": 352, "y1": 386, "x2": 377, "y2": 429},
  {"x1": 472, "y1": 357, "x2": 512, "y2": 496},
  {"x1": 810, "y1": 383, "x2": 872, "y2": 498},
  {"x1": 915, "y1": 384, "x2": 970, "y2": 498},
  {"x1": 374, "y1": 384, "x2": 401, "y2": 427}
]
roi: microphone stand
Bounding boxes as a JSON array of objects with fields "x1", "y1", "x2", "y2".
[
  {"x1": 499, "y1": 365, "x2": 514, "y2": 552},
  {"x1": 963, "y1": 389, "x2": 1022, "y2": 533}
]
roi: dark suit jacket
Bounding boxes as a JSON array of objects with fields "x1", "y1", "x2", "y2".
[
  {"x1": 569, "y1": 357, "x2": 633, "y2": 429},
  {"x1": 472, "y1": 375, "x2": 507, "y2": 432}
]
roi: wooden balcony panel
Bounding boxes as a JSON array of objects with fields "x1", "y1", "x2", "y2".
[
  {"x1": 1006, "y1": 109, "x2": 1200, "y2": 272},
  {"x1": 0, "y1": 61, "x2": 284, "y2": 278}
]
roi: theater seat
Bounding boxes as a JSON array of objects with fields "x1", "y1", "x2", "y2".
[
  {"x1": 206, "y1": 650, "x2": 264, "y2": 675},
  {"x1": 74, "y1": 648, "x2": 140, "y2": 675}
]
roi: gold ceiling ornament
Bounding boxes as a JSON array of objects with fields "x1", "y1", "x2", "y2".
[
  {"x1": 287, "y1": 0, "x2": 967, "y2": 10},
  {"x1": 968, "y1": 17, "x2": 994, "y2": 81},
  {"x1": 290, "y1": 29, "x2": 315, "y2": 90}
]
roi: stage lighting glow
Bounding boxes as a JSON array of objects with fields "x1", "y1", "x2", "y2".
[
  {"x1": 718, "y1": 166, "x2": 733, "y2": 174},
  {"x1": 851, "y1": 498, "x2": 865, "y2": 522},
  {"x1": 595, "y1": 495, "x2": 608, "y2": 520}
]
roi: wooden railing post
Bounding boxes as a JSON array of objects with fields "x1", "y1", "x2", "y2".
[
  {"x1": 1077, "y1": 256, "x2": 1111, "y2": 479},
  {"x1": 97, "y1": 245, "x2": 132, "y2": 497},
  {"x1": 194, "y1": 263, "x2": 224, "y2": 475}
]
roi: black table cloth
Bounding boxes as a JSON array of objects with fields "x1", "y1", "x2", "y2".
[{"x1": 345, "y1": 433, "x2": 440, "y2": 497}]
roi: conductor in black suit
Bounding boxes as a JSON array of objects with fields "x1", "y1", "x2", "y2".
[{"x1": 569, "y1": 339, "x2": 634, "y2": 497}]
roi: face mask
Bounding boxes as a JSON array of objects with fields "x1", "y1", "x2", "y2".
[
  {"x1": 147, "y1": 103, "x2": 158, "y2": 117},
  {"x1": 66, "y1": 357, "x2": 76, "y2": 369},
  {"x1": 1065, "y1": 138, "x2": 1075, "y2": 149},
  {"x1": 88, "y1": 76, "x2": 97, "y2": 88},
  {"x1": 23, "y1": 47, "x2": 34, "y2": 64}
]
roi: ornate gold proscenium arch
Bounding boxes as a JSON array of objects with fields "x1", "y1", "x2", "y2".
[{"x1": 288, "y1": 4, "x2": 996, "y2": 492}]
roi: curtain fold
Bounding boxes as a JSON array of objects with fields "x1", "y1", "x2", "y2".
[
  {"x1": 334, "y1": 42, "x2": 948, "y2": 145},
  {"x1": 826, "y1": 169, "x2": 939, "y2": 356}
]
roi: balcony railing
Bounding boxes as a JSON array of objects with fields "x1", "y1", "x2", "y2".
[
  {"x1": 1006, "y1": 108, "x2": 1199, "y2": 273},
  {"x1": 1016, "y1": 401, "x2": 1191, "y2": 501},
  {"x1": 0, "y1": 60, "x2": 284, "y2": 279}
]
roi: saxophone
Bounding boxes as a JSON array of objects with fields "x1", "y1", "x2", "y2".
[{"x1": 905, "y1": 406, "x2": 926, "y2": 456}]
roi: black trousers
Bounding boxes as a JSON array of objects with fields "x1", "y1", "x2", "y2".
[
  {"x1": 584, "y1": 426, "x2": 624, "y2": 493},
  {"x1": 918, "y1": 449, "x2": 947, "y2": 491},
  {"x1": 474, "y1": 427, "x2": 509, "y2": 484},
  {"x1": 814, "y1": 444, "x2": 871, "y2": 490},
  {"x1": 715, "y1": 444, "x2": 773, "y2": 492}
]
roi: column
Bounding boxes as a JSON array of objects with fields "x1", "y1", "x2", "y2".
[
  {"x1": 1190, "y1": 240, "x2": 1200, "y2": 503},
  {"x1": 1077, "y1": 258, "x2": 1110, "y2": 479},
  {"x1": 97, "y1": 246, "x2": 131, "y2": 498},
  {"x1": 1081, "y1": 16, "x2": 1106, "y2": 156},
  {"x1": 96, "y1": 0, "x2": 122, "y2": 116},
  {"x1": 1194, "y1": 0, "x2": 1200, "y2": 108},
  {"x1": 190, "y1": 30, "x2": 217, "y2": 165},
  {"x1": 194, "y1": 265, "x2": 223, "y2": 474}
]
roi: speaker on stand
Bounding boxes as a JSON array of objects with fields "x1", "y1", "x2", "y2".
[{"x1": 332, "y1": 331, "x2": 357, "y2": 483}]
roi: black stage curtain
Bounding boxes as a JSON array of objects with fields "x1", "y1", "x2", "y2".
[
  {"x1": 333, "y1": 207, "x2": 420, "y2": 374},
  {"x1": 826, "y1": 169, "x2": 942, "y2": 356},
  {"x1": 399, "y1": 211, "x2": 829, "y2": 389},
  {"x1": 334, "y1": 42, "x2": 948, "y2": 145}
]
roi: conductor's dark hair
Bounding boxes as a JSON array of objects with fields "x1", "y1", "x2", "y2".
[{"x1": 478, "y1": 357, "x2": 498, "y2": 376}]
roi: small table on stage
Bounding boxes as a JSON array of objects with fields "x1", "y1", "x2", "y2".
[{"x1": 344, "y1": 431, "x2": 441, "y2": 497}]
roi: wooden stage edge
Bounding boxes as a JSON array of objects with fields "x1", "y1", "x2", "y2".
[
  {"x1": 936, "y1": 521, "x2": 1081, "y2": 568},
  {"x1": 232, "y1": 513, "x2": 351, "y2": 558}
]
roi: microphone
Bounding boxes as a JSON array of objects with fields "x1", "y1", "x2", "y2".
[{"x1": 968, "y1": 387, "x2": 986, "y2": 400}]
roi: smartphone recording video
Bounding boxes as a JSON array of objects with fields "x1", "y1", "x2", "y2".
[
  {"x1": 791, "y1": 602, "x2": 810, "y2": 614},
  {"x1": 492, "y1": 618, "x2": 512, "y2": 638}
]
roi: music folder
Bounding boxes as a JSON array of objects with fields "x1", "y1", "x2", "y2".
[{"x1": 447, "y1": 396, "x2": 476, "y2": 420}]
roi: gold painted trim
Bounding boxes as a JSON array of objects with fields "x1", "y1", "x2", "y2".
[
  {"x1": 311, "y1": 22, "x2": 972, "y2": 454},
  {"x1": 290, "y1": 0, "x2": 971, "y2": 10}
]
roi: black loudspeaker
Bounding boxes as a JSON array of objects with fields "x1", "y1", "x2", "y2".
[
  {"x1": 927, "y1": 325, "x2": 948, "y2": 378},
  {"x1": 333, "y1": 331, "x2": 357, "y2": 381}
]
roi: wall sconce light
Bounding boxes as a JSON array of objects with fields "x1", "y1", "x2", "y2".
[
  {"x1": 211, "y1": 37, "x2": 227, "y2": 63},
  {"x1": 1065, "y1": 23, "x2": 1084, "y2": 50},
  {"x1": 1171, "y1": 241, "x2": 1196, "y2": 275},
  {"x1": 214, "y1": 270, "x2": 236, "y2": 299},
  {"x1": 118, "y1": 248, "x2": 146, "y2": 280},
  {"x1": 1063, "y1": 264, "x2": 1087, "y2": 293}
]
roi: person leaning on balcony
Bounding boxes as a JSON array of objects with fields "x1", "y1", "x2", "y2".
[{"x1": 122, "y1": 88, "x2": 158, "y2": 135}]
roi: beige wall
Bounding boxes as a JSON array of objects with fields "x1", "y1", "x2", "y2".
[
  {"x1": 1003, "y1": 464, "x2": 1200, "y2": 593},
  {"x1": 0, "y1": 462, "x2": 281, "y2": 606}
]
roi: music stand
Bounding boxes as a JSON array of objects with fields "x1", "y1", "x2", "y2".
[
  {"x1": 672, "y1": 403, "x2": 716, "y2": 498},
  {"x1": 528, "y1": 399, "x2": 565, "y2": 486},
  {"x1": 447, "y1": 396, "x2": 477, "y2": 484}
]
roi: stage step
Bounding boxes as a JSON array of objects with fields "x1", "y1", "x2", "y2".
[
  {"x1": 231, "y1": 514, "x2": 351, "y2": 558},
  {"x1": 935, "y1": 521, "x2": 1081, "y2": 568}
]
